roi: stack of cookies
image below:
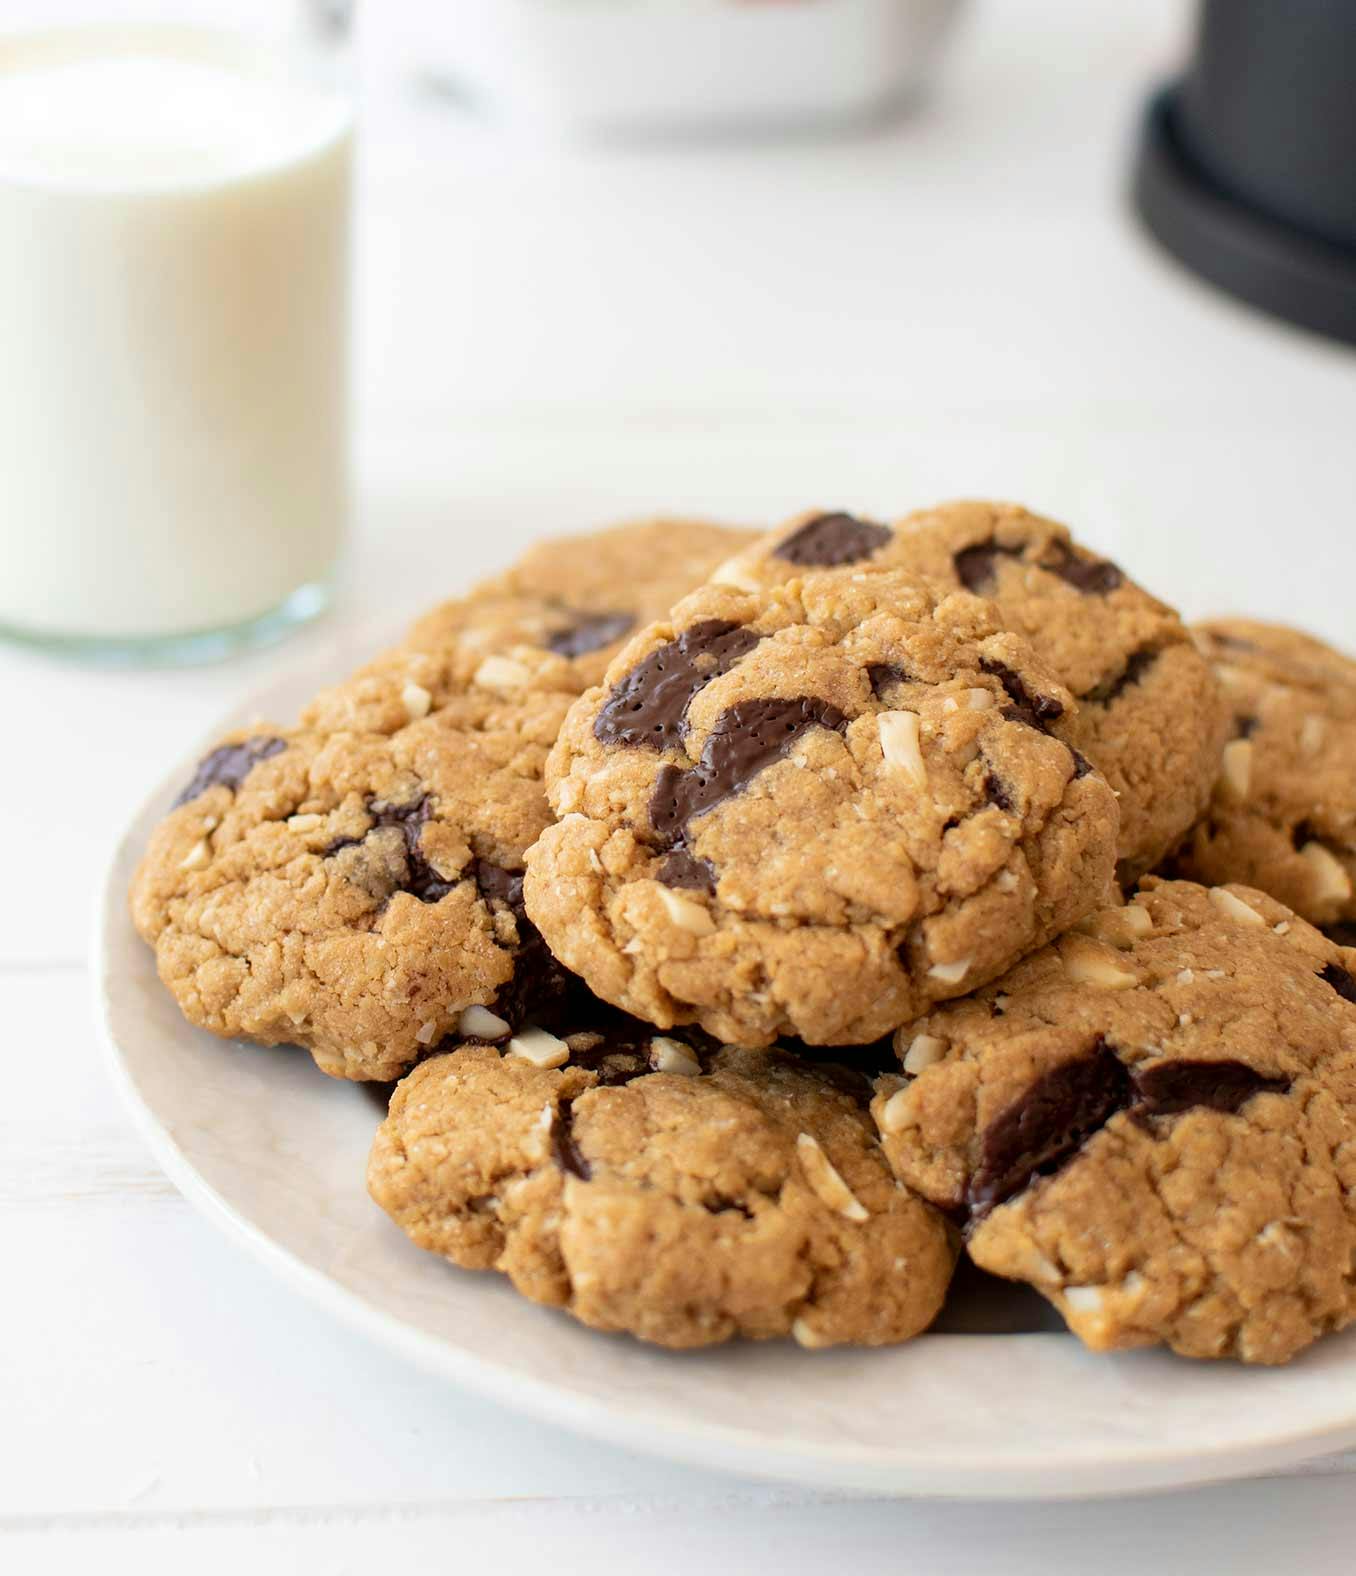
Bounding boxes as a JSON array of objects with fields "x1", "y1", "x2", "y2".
[{"x1": 131, "y1": 504, "x2": 1356, "y2": 1365}]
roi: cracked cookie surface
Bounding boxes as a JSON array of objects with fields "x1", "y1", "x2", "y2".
[
  {"x1": 1170, "y1": 620, "x2": 1356, "y2": 930},
  {"x1": 524, "y1": 567, "x2": 1119, "y2": 1046},
  {"x1": 368, "y1": 1024, "x2": 956, "y2": 1350},
  {"x1": 711, "y1": 502, "x2": 1226, "y2": 882},
  {"x1": 872, "y1": 877, "x2": 1356, "y2": 1364}
]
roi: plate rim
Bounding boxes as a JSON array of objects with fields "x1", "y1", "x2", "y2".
[{"x1": 94, "y1": 656, "x2": 1356, "y2": 1502}]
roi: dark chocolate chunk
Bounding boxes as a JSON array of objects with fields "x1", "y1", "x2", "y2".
[
  {"x1": 867, "y1": 661, "x2": 912, "y2": 699},
  {"x1": 981, "y1": 658, "x2": 1064, "y2": 733},
  {"x1": 1132, "y1": 1059, "x2": 1290, "y2": 1117},
  {"x1": 172, "y1": 735, "x2": 287, "y2": 809},
  {"x1": 594, "y1": 620, "x2": 761, "y2": 751},
  {"x1": 649, "y1": 696, "x2": 848, "y2": 848},
  {"x1": 546, "y1": 611, "x2": 634, "y2": 660},
  {"x1": 772, "y1": 512, "x2": 891, "y2": 567},
  {"x1": 1320, "y1": 962, "x2": 1356, "y2": 1005},
  {"x1": 1070, "y1": 750, "x2": 1095, "y2": 780},
  {"x1": 473, "y1": 858, "x2": 577, "y2": 1033},
  {"x1": 968, "y1": 1039, "x2": 1132, "y2": 1213},
  {"x1": 1235, "y1": 715, "x2": 1260, "y2": 740},
  {"x1": 550, "y1": 1099, "x2": 591, "y2": 1180},
  {"x1": 1082, "y1": 647, "x2": 1159, "y2": 707},
  {"x1": 984, "y1": 771, "x2": 1014, "y2": 812},
  {"x1": 1038, "y1": 538, "x2": 1123, "y2": 595},
  {"x1": 657, "y1": 849, "x2": 717, "y2": 894},
  {"x1": 953, "y1": 539, "x2": 1024, "y2": 594}
]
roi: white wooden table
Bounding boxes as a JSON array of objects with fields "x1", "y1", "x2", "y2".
[{"x1": 5, "y1": 2, "x2": 1356, "y2": 1569}]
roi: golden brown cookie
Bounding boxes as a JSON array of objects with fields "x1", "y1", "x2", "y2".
[
  {"x1": 872, "y1": 877, "x2": 1356, "y2": 1364},
  {"x1": 1171, "y1": 620, "x2": 1356, "y2": 931},
  {"x1": 369, "y1": 1023, "x2": 956, "y2": 1350},
  {"x1": 711, "y1": 503, "x2": 1226, "y2": 882},
  {"x1": 129, "y1": 723, "x2": 578, "y2": 1080},
  {"x1": 524, "y1": 566, "x2": 1119, "y2": 1046}
]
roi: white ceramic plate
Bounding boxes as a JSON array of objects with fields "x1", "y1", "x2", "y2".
[{"x1": 97, "y1": 639, "x2": 1356, "y2": 1500}]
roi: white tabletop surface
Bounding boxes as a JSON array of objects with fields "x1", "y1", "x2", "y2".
[{"x1": 5, "y1": 1, "x2": 1356, "y2": 1570}]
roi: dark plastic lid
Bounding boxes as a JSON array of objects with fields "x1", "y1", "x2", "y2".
[{"x1": 1132, "y1": 86, "x2": 1356, "y2": 347}]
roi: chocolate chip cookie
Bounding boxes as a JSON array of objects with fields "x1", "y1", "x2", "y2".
[
  {"x1": 524, "y1": 567, "x2": 1119, "y2": 1047},
  {"x1": 1169, "y1": 620, "x2": 1356, "y2": 931},
  {"x1": 368, "y1": 1022, "x2": 956, "y2": 1349},
  {"x1": 872, "y1": 877, "x2": 1356, "y2": 1364},
  {"x1": 130, "y1": 722, "x2": 579, "y2": 1080},
  {"x1": 711, "y1": 502, "x2": 1227, "y2": 882}
]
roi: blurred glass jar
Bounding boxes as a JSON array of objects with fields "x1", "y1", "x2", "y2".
[
  {"x1": 391, "y1": 0, "x2": 964, "y2": 138},
  {"x1": 0, "y1": 1, "x2": 353, "y2": 664}
]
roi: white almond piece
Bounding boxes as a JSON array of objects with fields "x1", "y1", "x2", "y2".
[
  {"x1": 791, "y1": 1317, "x2": 831, "y2": 1350},
  {"x1": 902, "y1": 1033, "x2": 948, "y2": 1075},
  {"x1": 878, "y1": 710, "x2": 927, "y2": 786},
  {"x1": 995, "y1": 869, "x2": 1019, "y2": 892},
  {"x1": 1213, "y1": 663, "x2": 1249, "y2": 694},
  {"x1": 796, "y1": 1134, "x2": 869, "y2": 1222},
  {"x1": 178, "y1": 838, "x2": 210, "y2": 871},
  {"x1": 709, "y1": 555, "x2": 762, "y2": 593},
  {"x1": 287, "y1": 812, "x2": 323, "y2": 832},
  {"x1": 1301, "y1": 715, "x2": 1326, "y2": 756},
  {"x1": 656, "y1": 885, "x2": 716, "y2": 935},
  {"x1": 458, "y1": 1005, "x2": 511, "y2": 1040},
  {"x1": 1220, "y1": 737, "x2": 1252, "y2": 801},
  {"x1": 1062, "y1": 1285, "x2": 1104, "y2": 1314},
  {"x1": 1209, "y1": 886, "x2": 1266, "y2": 927},
  {"x1": 474, "y1": 654, "x2": 532, "y2": 692},
  {"x1": 1273, "y1": 921, "x2": 1291, "y2": 936},
  {"x1": 401, "y1": 681, "x2": 432, "y2": 721},
  {"x1": 1177, "y1": 968, "x2": 1195, "y2": 985},
  {"x1": 927, "y1": 956, "x2": 972, "y2": 986},
  {"x1": 1062, "y1": 935, "x2": 1138, "y2": 989},
  {"x1": 507, "y1": 1028, "x2": 570, "y2": 1069},
  {"x1": 1300, "y1": 840, "x2": 1353, "y2": 904},
  {"x1": 877, "y1": 1086, "x2": 913, "y2": 1134},
  {"x1": 415, "y1": 1020, "x2": 438, "y2": 1046},
  {"x1": 1122, "y1": 905, "x2": 1153, "y2": 937},
  {"x1": 649, "y1": 1037, "x2": 702, "y2": 1077}
]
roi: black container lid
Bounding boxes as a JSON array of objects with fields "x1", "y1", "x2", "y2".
[{"x1": 1132, "y1": 86, "x2": 1356, "y2": 347}]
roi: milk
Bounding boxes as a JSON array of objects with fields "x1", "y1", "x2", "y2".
[{"x1": 0, "y1": 27, "x2": 351, "y2": 648}]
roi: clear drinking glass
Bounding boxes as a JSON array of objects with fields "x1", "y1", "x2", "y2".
[{"x1": 0, "y1": 1, "x2": 353, "y2": 664}]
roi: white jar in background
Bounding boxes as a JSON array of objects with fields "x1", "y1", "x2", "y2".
[{"x1": 0, "y1": 21, "x2": 352, "y2": 662}]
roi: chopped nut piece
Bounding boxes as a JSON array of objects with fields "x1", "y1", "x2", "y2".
[
  {"x1": 415, "y1": 1020, "x2": 438, "y2": 1046},
  {"x1": 901, "y1": 1033, "x2": 948, "y2": 1074},
  {"x1": 507, "y1": 1028, "x2": 570, "y2": 1069},
  {"x1": 1061, "y1": 933, "x2": 1139, "y2": 989},
  {"x1": 877, "y1": 1087, "x2": 913, "y2": 1134},
  {"x1": 459, "y1": 1004, "x2": 511, "y2": 1040},
  {"x1": 474, "y1": 654, "x2": 533, "y2": 691},
  {"x1": 795, "y1": 1133, "x2": 869, "y2": 1222},
  {"x1": 927, "y1": 956, "x2": 972, "y2": 986},
  {"x1": 656, "y1": 885, "x2": 716, "y2": 935},
  {"x1": 649, "y1": 1037, "x2": 702, "y2": 1076},
  {"x1": 178, "y1": 839, "x2": 210, "y2": 871},
  {"x1": 401, "y1": 681, "x2": 432, "y2": 721},
  {"x1": 1062, "y1": 1285, "x2": 1104, "y2": 1314},
  {"x1": 708, "y1": 555, "x2": 762, "y2": 593},
  {"x1": 287, "y1": 812, "x2": 323, "y2": 832},
  {"x1": 1300, "y1": 715, "x2": 1326, "y2": 756},
  {"x1": 1299, "y1": 840, "x2": 1353, "y2": 904},
  {"x1": 1220, "y1": 737, "x2": 1252, "y2": 801},
  {"x1": 791, "y1": 1317, "x2": 831, "y2": 1349},
  {"x1": 1209, "y1": 887, "x2": 1266, "y2": 927},
  {"x1": 877, "y1": 710, "x2": 926, "y2": 786}
]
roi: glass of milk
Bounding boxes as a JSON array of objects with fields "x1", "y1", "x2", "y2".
[{"x1": 0, "y1": 4, "x2": 352, "y2": 663}]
